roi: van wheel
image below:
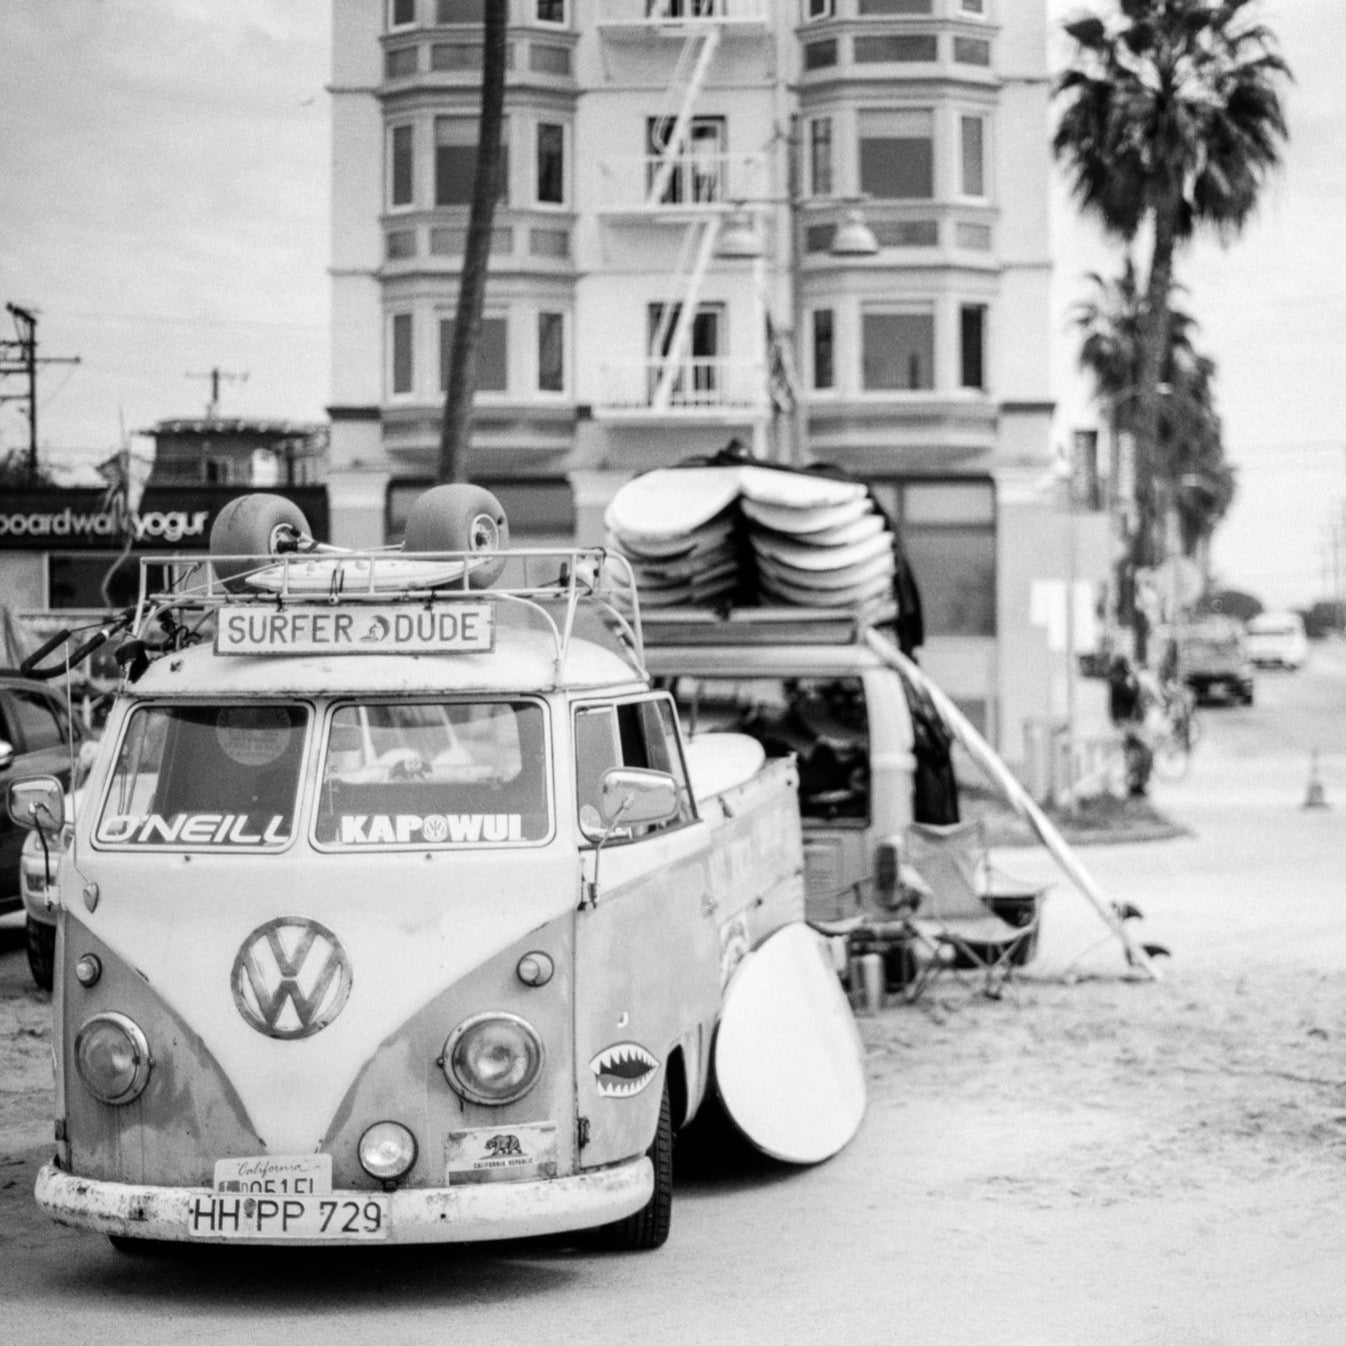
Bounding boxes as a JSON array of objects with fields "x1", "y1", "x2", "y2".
[
  {"x1": 594, "y1": 1081, "x2": 672, "y2": 1252},
  {"x1": 209, "y1": 494, "x2": 311, "y2": 591},
  {"x1": 26, "y1": 917, "x2": 54, "y2": 992},
  {"x1": 403, "y1": 485, "x2": 510, "y2": 589},
  {"x1": 107, "y1": 1234, "x2": 167, "y2": 1255}
]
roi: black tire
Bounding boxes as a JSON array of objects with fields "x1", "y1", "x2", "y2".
[
  {"x1": 594, "y1": 1081, "x2": 672, "y2": 1252},
  {"x1": 107, "y1": 1234, "x2": 172, "y2": 1256},
  {"x1": 26, "y1": 917, "x2": 54, "y2": 992},
  {"x1": 403, "y1": 484, "x2": 510, "y2": 589},
  {"x1": 209, "y1": 494, "x2": 311, "y2": 591}
]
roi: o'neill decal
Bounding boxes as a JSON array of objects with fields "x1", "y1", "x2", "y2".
[
  {"x1": 337, "y1": 813, "x2": 522, "y2": 844},
  {"x1": 98, "y1": 813, "x2": 290, "y2": 846},
  {"x1": 590, "y1": 1042, "x2": 659, "y2": 1099}
]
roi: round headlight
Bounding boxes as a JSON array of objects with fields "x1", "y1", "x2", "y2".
[
  {"x1": 358, "y1": 1121, "x2": 418, "y2": 1182},
  {"x1": 74, "y1": 1012, "x2": 151, "y2": 1105},
  {"x1": 443, "y1": 1013, "x2": 544, "y2": 1106}
]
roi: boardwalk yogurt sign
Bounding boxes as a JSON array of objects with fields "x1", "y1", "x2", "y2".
[{"x1": 0, "y1": 506, "x2": 209, "y2": 544}]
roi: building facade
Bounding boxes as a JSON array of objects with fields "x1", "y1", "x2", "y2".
[{"x1": 328, "y1": 0, "x2": 1102, "y2": 764}]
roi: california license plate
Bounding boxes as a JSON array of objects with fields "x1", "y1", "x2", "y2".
[
  {"x1": 213, "y1": 1154, "x2": 332, "y2": 1196},
  {"x1": 186, "y1": 1193, "x2": 389, "y2": 1240}
]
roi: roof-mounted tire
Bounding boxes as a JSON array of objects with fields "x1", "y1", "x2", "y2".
[
  {"x1": 404, "y1": 484, "x2": 510, "y2": 589},
  {"x1": 210, "y1": 494, "x2": 311, "y2": 592}
]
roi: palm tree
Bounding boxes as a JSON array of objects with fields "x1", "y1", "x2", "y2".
[
  {"x1": 1054, "y1": 0, "x2": 1289, "y2": 622},
  {"x1": 1073, "y1": 263, "x2": 1223, "y2": 560},
  {"x1": 438, "y1": 1, "x2": 509, "y2": 484}
]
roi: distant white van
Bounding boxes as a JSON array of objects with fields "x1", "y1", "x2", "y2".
[{"x1": 1245, "y1": 611, "x2": 1308, "y2": 670}]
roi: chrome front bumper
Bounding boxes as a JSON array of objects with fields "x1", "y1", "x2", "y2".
[{"x1": 36, "y1": 1158, "x2": 653, "y2": 1246}]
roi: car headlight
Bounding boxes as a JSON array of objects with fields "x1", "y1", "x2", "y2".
[
  {"x1": 358, "y1": 1121, "x2": 417, "y2": 1182},
  {"x1": 442, "y1": 1013, "x2": 544, "y2": 1106},
  {"x1": 74, "y1": 1012, "x2": 152, "y2": 1105}
]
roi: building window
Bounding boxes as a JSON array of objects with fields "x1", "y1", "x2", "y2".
[
  {"x1": 961, "y1": 0, "x2": 987, "y2": 14},
  {"x1": 529, "y1": 226, "x2": 570, "y2": 258},
  {"x1": 440, "y1": 316, "x2": 507, "y2": 393},
  {"x1": 808, "y1": 118, "x2": 833, "y2": 197},
  {"x1": 873, "y1": 219, "x2": 939, "y2": 247},
  {"x1": 858, "y1": 109, "x2": 933, "y2": 200},
  {"x1": 858, "y1": 0, "x2": 932, "y2": 12},
  {"x1": 538, "y1": 312, "x2": 565, "y2": 392},
  {"x1": 805, "y1": 0, "x2": 835, "y2": 18},
  {"x1": 862, "y1": 310, "x2": 934, "y2": 390},
  {"x1": 811, "y1": 309, "x2": 834, "y2": 390},
  {"x1": 878, "y1": 481, "x2": 996, "y2": 636},
  {"x1": 391, "y1": 313, "x2": 414, "y2": 395},
  {"x1": 435, "y1": 115, "x2": 508, "y2": 206},
  {"x1": 803, "y1": 40, "x2": 838, "y2": 70},
  {"x1": 647, "y1": 304, "x2": 722, "y2": 405},
  {"x1": 529, "y1": 43, "x2": 571, "y2": 74},
  {"x1": 536, "y1": 122, "x2": 565, "y2": 205},
  {"x1": 536, "y1": 0, "x2": 567, "y2": 22},
  {"x1": 430, "y1": 43, "x2": 482, "y2": 70},
  {"x1": 389, "y1": 124, "x2": 414, "y2": 207},
  {"x1": 960, "y1": 115, "x2": 986, "y2": 197},
  {"x1": 646, "y1": 116, "x2": 725, "y2": 204},
  {"x1": 437, "y1": 0, "x2": 484, "y2": 21},
  {"x1": 386, "y1": 229, "x2": 416, "y2": 261},
  {"x1": 854, "y1": 35, "x2": 938, "y2": 63},
  {"x1": 953, "y1": 36, "x2": 992, "y2": 66},
  {"x1": 389, "y1": 0, "x2": 416, "y2": 29},
  {"x1": 384, "y1": 45, "x2": 418, "y2": 79},
  {"x1": 960, "y1": 304, "x2": 987, "y2": 390}
]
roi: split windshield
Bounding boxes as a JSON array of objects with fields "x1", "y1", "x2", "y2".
[
  {"x1": 314, "y1": 699, "x2": 549, "y2": 847},
  {"x1": 97, "y1": 703, "x2": 307, "y2": 849}
]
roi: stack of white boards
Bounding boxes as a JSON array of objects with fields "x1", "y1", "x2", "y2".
[{"x1": 604, "y1": 464, "x2": 897, "y2": 610}]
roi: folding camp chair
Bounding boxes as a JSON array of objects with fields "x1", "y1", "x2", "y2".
[{"x1": 903, "y1": 819, "x2": 1046, "y2": 1001}]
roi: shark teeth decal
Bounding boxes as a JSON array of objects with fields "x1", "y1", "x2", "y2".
[{"x1": 590, "y1": 1042, "x2": 659, "y2": 1099}]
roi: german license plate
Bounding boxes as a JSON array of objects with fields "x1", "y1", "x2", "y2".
[{"x1": 186, "y1": 1193, "x2": 389, "y2": 1240}]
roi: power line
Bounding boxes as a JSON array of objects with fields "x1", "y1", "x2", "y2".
[{"x1": 0, "y1": 303, "x2": 80, "y2": 478}]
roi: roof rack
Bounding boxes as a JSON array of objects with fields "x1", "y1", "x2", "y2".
[
  {"x1": 639, "y1": 601, "x2": 898, "y2": 648},
  {"x1": 128, "y1": 547, "x2": 648, "y2": 683}
]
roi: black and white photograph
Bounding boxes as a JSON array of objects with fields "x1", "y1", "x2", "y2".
[{"x1": 1, "y1": 2, "x2": 1342, "y2": 1342}]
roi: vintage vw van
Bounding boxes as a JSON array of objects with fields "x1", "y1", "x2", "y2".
[{"x1": 12, "y1": 489, "x2": 805, "y2": 1250}]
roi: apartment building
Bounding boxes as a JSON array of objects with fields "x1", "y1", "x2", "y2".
[{"x1": 328, "y1": 0, "x2": 1105, "y2": 763}]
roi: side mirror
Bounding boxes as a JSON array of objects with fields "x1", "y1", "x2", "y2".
[
  {"x1": 7, "y1": 776, "x2": 66, "y2": 834},
  {"x1": 600, "y1": 768, "x2": 679, "y2": 829},
  {"x1": 0, "y1": 740, "x2": 12, "y2": 771}
]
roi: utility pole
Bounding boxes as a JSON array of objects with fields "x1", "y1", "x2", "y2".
[
  {"x1": 186, "y1": 366, "x2": 248, "y2": 420},
  {"x1": 0, "y1": 303, "x2": 81, "y2": 480}
]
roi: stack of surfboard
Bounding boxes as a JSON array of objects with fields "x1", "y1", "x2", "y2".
[{"x1": 604, "y1": 464, "x2": 897, "y2": 610}]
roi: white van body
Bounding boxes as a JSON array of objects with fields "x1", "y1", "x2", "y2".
[{"x1": 29, "y1": 545, "x2": 805, "y2": 1248}]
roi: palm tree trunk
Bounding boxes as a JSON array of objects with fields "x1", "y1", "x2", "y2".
[
  {"x1": 1130, "y1": 201, "x2": 1179, "y2": 659},
  {"x1": 437, "y1": 1, "x2": 508, "y2": 485}
]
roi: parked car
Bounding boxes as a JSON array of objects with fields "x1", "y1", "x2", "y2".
[
  {"x1": 1174, "y1": 618, "x2": 1255, "y2": 706},
  {"x1": 1245, "y1": 611, "x2": 1308, "y2": 670},
  {"x1": 0, "y1": 674, "x2": 88, "y2": 912}
]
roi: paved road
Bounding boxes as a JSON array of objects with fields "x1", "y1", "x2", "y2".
[{"x1": 2, "y1": 642, "x2": 1343, "y2": 1345}]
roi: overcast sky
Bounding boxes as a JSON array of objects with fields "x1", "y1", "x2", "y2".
[{"x1": 1, "y1": 0, "x2": 1341, "y2": 609}]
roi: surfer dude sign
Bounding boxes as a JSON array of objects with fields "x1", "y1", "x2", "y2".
[{"x1": 12, "y1": 487, "x2": 864, "y2": 1257}]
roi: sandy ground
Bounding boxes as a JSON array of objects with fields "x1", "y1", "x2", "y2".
[{"x1": 1, "y1": 655, "x2": 1343, "y2": 1343}]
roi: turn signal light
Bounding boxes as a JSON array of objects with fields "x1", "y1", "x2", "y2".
[{"x1": 358, "y1": 1121, "x2": 417, "y2": 1183}]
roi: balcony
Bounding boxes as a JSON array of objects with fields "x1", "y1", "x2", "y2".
[
  {"x1": 593, "y1": 356, "x2": 768, "y2": 423},
  {"x1": 595, "y1": 0, "x2": 770, "y2": 37},
  {"x1": 594, "y1": 152, "x2": 769, "y2": 219}
]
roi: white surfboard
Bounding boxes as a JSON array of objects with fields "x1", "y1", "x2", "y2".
[
  {"x1": 714, "y1": 922, "x2": 866, "y2": 1164},
  {"x1": 740, "y1": 495, "x2": 874, "y2": 537},
  {"x1": 759, "y1": 572, "x2": 894, "y2": 609},
  {"x1": 756, "y1": 549, "x2": 895, "y2": 592},
  {"x1": 752, "y1": 528, "x2": 893, "y2": 573},
  {"x1": 682, "y1": 733, "x2": 768, "y2": 804},
  {"x1": 605, "y1": 467, "x2": 742, "y2": 543},
  {"x1": 634, "y1": 554, "x2": 739, "y2": 591},
  {"x1": 247, "y1": 555, "x2": 473, "y2": 593},
  {"x1": 738, "y1": 466, "x2": 868, "y2": 510},
  {"x1": 638, "y1": 575, "x2": 738, "y2": 607},
  {"x1": 607, "y1": 511, "x2": 736, "y2": 560}
]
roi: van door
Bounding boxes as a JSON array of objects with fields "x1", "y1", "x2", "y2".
[{"x1": 572, "y1": 696, "x2": 720, "y2": 1168}]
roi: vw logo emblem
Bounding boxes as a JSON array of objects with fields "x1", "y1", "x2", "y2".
[{"x1": 231, "y1": 918, "x2": 352, "y2": 1040}]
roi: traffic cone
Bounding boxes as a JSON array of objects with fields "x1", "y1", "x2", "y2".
[{"x1": 1302, "y1": 750, "x2": 1329, "y2": 810}]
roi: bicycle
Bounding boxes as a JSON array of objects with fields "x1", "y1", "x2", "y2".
[{"x1": 1150, "y1": 679, "x2": 1200, "y2": 781}]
